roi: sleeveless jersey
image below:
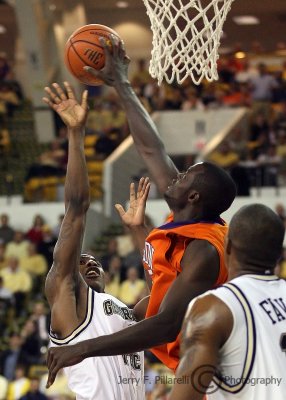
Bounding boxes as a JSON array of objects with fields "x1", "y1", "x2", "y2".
[
  {"x1": 195, "y1": 274, "x2": 286, "y2": 400},
  {"x1": 50, "y1": 288, "x2": 145, "y2": 400},
  {"x1": 142, "y1": 215, "x2": 228, "y2": 371}
]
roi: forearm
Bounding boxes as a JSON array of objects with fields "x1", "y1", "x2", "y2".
[
  {"x1": 114, "y1": 80, "x2": 164, "y2": 151},
  {"x1": 80, "y1": 312, "x2": 176, "y2": 358},
  {"x1": 65, "y1": 128, "x2": 90, "y2": 207}
]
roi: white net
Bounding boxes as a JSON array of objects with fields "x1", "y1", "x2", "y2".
[{"x1": 143, "y1": 0, "x2": 235, "y2": 85}]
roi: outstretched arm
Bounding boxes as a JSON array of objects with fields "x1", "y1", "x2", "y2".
[
  {"x1": 46, "y1": 239, "x2": 220, "y2": 386},
  {"x1": 84, "y1": 35, "x2": 178, "y2": 195},
  {"x1": 169, "y1": 295, "x2": 233, "y2": 400},
  {"x1": 44, "y1": 82, "x2": 89, "y2": 337}
]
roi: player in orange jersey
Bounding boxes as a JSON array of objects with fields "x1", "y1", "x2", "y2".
[{"x1": 46, "y1": 35, "x2": 236, "y2": 386}]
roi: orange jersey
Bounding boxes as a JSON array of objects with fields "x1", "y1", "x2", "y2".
[{"x1": 143, "y1": 215, "x2": 228, "y2": 371}]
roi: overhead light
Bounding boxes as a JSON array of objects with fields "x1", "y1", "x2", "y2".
[
  {"x1": 235, "y1": 51, "x2": 246, "y2": 59},
  {"x1": 233, "y1": 15, "x2": 260, "y2": 25},
  {"x1": 0, "y1": 25, "x2": 6, "y2": 34},
  {"x1": 116, "y1": 1, "x2": 129, "y2": 8},
  {"x1": 49, "y1": 4, "x2": 56, "y2": 11}
]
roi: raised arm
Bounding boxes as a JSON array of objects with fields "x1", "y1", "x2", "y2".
[
  {"x1": 169, "y1": 295, "x2": 233, "y2": 400},
  {"x1": 46, "y1": 239, "x2": 220, "y2": 386},
  {"x1": 43, "y1": 82, "x2": 89, "y2": 337},
  {"x1": 115, "y1": 177, "x2": 152, "y2": 290},
  {"x1": 84, "y1": 35, "x2": 178, "y2": 194}
]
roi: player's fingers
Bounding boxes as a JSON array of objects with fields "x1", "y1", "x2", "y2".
[
  {"x1": 81, "y1": 90, "x2": 89, "y2": 110},
  {"x1": 63, "y1": 81, "x2": 75, "y2": 99},
  {"x1": 141, "y1": 177, "x2": 150, "y2": 194},
  {"x1": 52, "y1": 82, "x2": 67, "y2": 101},
  {"x1": 44, "y1": 86, "x2": 61, "y2": 104},
  {"x1": 83, "y1": 66, "x2": 102, "y2": 79},
  {"x1": 124, "y1": 55, "x2": 131, "y2": 65},
  {"x1": 137, "y1": 177, "x2": 144, "y2": 197},
  {"x1": 118, "y1": 39, "x2": 126, "y2": 59},
  {"x1": 115, "y1": 204, "x2": 125, "y2": 218},
  {"x1": 142, "y1": 182, "x2": 151, "y2": 201},
  {"x1": 130, "y1": 182, "x2": 136, "y2": 202},
  {"x1": 99, "y1": 36, "x2": 113, "y2": 59},
  {"x1": 110, "y1": 34, "x2": 120, "y2": 58},
  {"x1": 42, "y1": 97, "x2": 56, "y2": 109}
]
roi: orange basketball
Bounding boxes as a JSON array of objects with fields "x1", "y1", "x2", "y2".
[{"x1": 64, "y1": 24, "x2": 120, "y2": 86}]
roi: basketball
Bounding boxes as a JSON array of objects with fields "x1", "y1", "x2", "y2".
[{"x1": 64, "y1": 24, "x2": 120, "y2": 86}]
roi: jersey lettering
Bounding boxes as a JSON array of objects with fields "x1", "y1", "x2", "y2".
[
  {"x1": 259, "y1": 297, "x2": 286, "y2": 325},
  {"x1": 103, "y1": 300, "x2": 134, "y2": 321},
  {"x1": 122, "y1": 353, "x2": 141, "y2": 370},
  {"x1": 143, "y1": 242, "x2": 154, "y2": 275}
]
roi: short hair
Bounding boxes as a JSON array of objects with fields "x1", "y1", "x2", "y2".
[
  {"x1": 228, "y1": 204, "x2": 285, "y2": 267},
  {"x1": 192, "y1": 162, "x2": 237, "y2": 217}
]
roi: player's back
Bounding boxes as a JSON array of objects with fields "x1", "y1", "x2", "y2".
[
  {"x1": 50, "y1": 288, "x2": 144, "y2": 400},
  {"x1": 209, "y1": 274, "x2": 286, "y2": 400}
]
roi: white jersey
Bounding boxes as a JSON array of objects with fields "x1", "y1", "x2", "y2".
[
  {"x1": 50, "y1": 287, "x2": 145, "y2": 400},
  {"x1": 195, "y1": 274, "x2": 286, "y2": 400}
]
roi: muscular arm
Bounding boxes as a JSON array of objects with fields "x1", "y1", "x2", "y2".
[
  {"x1": 169, "y1": 295, "x2": 233, "y2": 400},
  {"x1": 44, "y1": 83, "x2": 89, "y2": 336},
  {"x1": 85, "y1": 36, "x2": 179, "y2": 194},
  {"x1": 47, "y1": 239, "x2": 220, "y2": 385}
]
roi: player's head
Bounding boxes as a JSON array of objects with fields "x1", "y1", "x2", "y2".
[
  {"x1": 79, "y1": 254, "x2": 105, "y2": 293},
  {"x1": 164, "y1": 162, "x2": 236, "y2": 218},
  {"x1": 226, "y1": 204, "x2": 285, "y2": 276}
]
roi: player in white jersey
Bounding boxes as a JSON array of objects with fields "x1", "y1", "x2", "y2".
[
  {"x1": 169, "y1": 203, "x2": 286, "y2": 400},
  {"x1": 43, "y1": 83, "x2": 144, "y2": 400}
]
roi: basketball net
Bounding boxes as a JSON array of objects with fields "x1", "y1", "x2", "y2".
[{"x1": 142, "y1": 0, "x2": 235, "y2": 85}]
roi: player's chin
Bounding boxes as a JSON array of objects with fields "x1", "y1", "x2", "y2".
[{"x1": 85, "y1": 277, "x2": 105, "y2": 293}]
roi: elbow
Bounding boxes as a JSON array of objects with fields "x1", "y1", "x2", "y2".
[{"x1": 68, "y1": 196, "x2": 90, "y2": 213}]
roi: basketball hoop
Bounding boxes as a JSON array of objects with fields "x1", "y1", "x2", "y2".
[{"x1": 143, "y1": 0, "x2": 235, "y2": 85}]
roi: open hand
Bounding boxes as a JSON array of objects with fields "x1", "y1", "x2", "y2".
[
  {"x1": 115, "y1": 177, "x2": 151, "y2": 228},
  {"x1": 83, "y1": 34, "x2": 130, "y2": 87},
  {"x1": 43, "y1": 81, "x2": 88, "y2": 129},
  {"x1": 46, "y1": 344, "x2": 84, "y2": 388}
]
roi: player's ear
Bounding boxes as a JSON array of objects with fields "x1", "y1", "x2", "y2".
[{"x1": 188, "y1": 190, "x2": 199, "y2": 203}]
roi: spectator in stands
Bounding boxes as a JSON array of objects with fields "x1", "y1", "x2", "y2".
[
  {"x1": 0, "y1": 214, "x2": 14, "y2": 245},
  {"x1": 20, "y1": 319, "x2": 42, "y2": 366},
  {"x1": 5, "y1": 231, "x2": 29, "y2": 261},
  {"x1": 37, "y1": 227, "x2": 56, "y2": 268},
  {"x1": 0, "y1": 275, "x2": 13, "y2": 304},
  {"x1": 29, "y1": 301, "x2": 49, "y2": 347},
  {"x1": 20, "y1": 243, "x2": 47, "y2": 278},
  {"x1": 0, "y1": 56, "x2": 10, "y2": 81},
  {"x1": 19, "y1": 377, "x2": 48, "y2": 400},
  {"x1": 6, "y1": 364, "x2": 30, "y2": 400},
  {"x1": 257, "y1": 144, "x2": 282, "y2": 186},
  {"x1": 249, "y1": 63, "x2": 278, "y2": 116},
  {"x1": 25, "y1": 139, "x2": 67, "y2": 183},
  {"x1": 0, "y1": 374, "x2": 8, "y2": 400},
  {"x1": 0, "y1": 334, "x2": 25, "y2": 381},
  {"x1": 118, "y1": 266, "x2": 146, "y2": 307},
  {"x1": 0, "y1": 256, "x2": 32, "y2": 316},
  {"x1": 0, "y1": 82, "x2": 20, "y2": 118},
  {"x1": 26, "y1": 215, "x2": 47, "y2": 246},
  {"x1": 94, "y1": 128, "x2": 119, "y2": 159},
  {"x1": 100, "y1": 237, "x2": 120, "y2": 271},
  {"x1": 208, "y1": 141, "x2": 240, "y2": 171},
  {"x1": 0, "y1": 243, "x2": 7, "y2": 270}
]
